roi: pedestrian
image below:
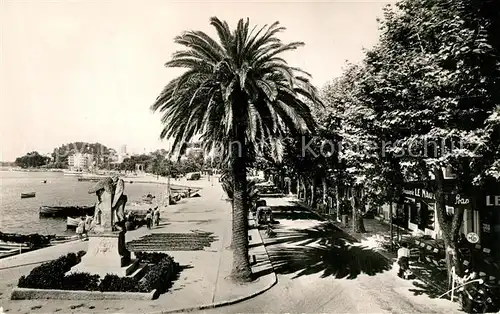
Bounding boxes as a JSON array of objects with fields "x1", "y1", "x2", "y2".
[
  {"x1": 397, "y1": 242, "x2": 411, "y2": 278},
  {"x1": 76, "y1": 217, "x2": 86, "y2": 241},
  {"x1": 154, "y1": 206, "x2": 160, "y2": 226},
  {"x1": 84, "y1": 215, "x2": 93, "y2": 232},
  {"x1": 145, "y1": 209, "x2": 152, "y2": 229}
]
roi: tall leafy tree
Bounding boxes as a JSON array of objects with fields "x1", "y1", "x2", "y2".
[
  {"x1": 320, "y1": 64, "x2": 381, "y2": 233},
  {"x1": 362, "y1": 0, "x2": 500, "y2": 279},
  {"x1": 151, "y1": 17, "x2": 322, "y2": 281}
]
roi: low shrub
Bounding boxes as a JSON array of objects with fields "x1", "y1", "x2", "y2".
[
  {"x1": 140, "y1": 255, "x2": 178, "y2": 293},
  {"x1": 17, "y1": 251, "x2": 179, "y2": 295},
  {"x1": 135, "y1": 252, "x2": 170, "y2": 264},
  {"x1": 18, "y1": 252, "x2": 83, "y2": 289},
  {"x1": 63, "y1": 272, "x2": 100, "y2": 291},
  {"x1": 99, "y1": 274, "x2": 141, "y2": 292}
]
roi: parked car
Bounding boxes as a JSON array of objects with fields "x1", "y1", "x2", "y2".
[{"x1": 186, "y1": 172, "x2": 201, "y2": 180}]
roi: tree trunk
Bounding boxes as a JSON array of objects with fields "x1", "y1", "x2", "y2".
[
  {"x1": 351, "y1": 186, "x2": 366, "y2": 233},
  {"x1": 322, "y1": 177, "x2": 327, "y2": 206},
  {"x1": 311, "y1": 179, "x2": 317, "y2": 209},
  {"x1": 335, "y1": 184, "x2": 341, "y2": 222},
  {"x1": 230, "y1": 135, "x2": 252, "y2": 282},
  {"x1": 434, "y1": 167, "x2": 465, "y2": 287},
  {"x1": 389, "y1": 201, "x2": 394, "y2": 251},
  {"x1": 301, "y1": 178, "x2": 307, "y2": 201}
]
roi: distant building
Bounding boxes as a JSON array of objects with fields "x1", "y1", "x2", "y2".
[
  {"x1": 68, "y1": 153, "x2": 94, "y2": 171},
  {"x1": 184, "y1": 142, "x2": 203, "y2": 157},
  {"x1": 120, "y1": 145, "x2": 127, "y2": 154},
  {"x1": 116, "y1": 153, "x2": 128, "y2": 163}
]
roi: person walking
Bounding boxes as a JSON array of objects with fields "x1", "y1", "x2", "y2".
[
  {"x1": 153, "y1": 206, "x2": 160, "y2": 227},
  {"x1": 397, "y1": 242, "x2": 411, "y2": 278},
  {"x1": 76, "y1": 217, "x2": 86, "y2": 241},
  {"x1": 84, "y1": 215, "x2": 93, "y2": 233},
  {"x1": 145, "y1": 209, "x2": 152, "y2": 229}
]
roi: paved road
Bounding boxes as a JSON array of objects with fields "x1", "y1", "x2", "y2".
[{"x1": 195, "y1": 202, "x2": 460, "y2": 314}]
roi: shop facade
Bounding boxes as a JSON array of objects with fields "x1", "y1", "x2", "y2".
[{"x1": 377, "y1": 181, "x2": 499, "y2": 250}]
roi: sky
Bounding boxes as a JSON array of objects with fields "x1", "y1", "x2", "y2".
[{"x1": 0, "y1": 0, "x2": 395, "y2": 161}]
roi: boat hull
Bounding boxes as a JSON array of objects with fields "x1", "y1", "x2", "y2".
[
  {"x1": 20, "y1": 193, "x2": 36, "y2": 199},
  {"x1": 39, "y1": 205, "x2": 95, "y2": 218}
]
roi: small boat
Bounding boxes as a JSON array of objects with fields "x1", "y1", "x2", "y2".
[
  {"x1": 77, "y1": 177, "x2": 105, "y2": 182},
  {"x1": 42, "y1": 180, "x2": 47, "y2": 183},
  {"x1": 66, "y1": 217, "x2": 80, "y2": 229},
  {"x1": 21, "y1": 192, "x2": 36, "y2": 199},
  {"x1": 39, "y1": 205, "x2": 95, "y2": 218}
]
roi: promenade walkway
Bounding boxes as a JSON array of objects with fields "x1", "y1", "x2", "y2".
[
  {"x1": 195, "y1": 196, "x2": 459, "y2": 314},
  {"x1": 0, "y1": 178, "x2": 276, "y2": 314}
]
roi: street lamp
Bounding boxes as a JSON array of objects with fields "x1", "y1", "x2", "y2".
[{"x1": 165, "y1": 154, "x2": 172, "y2": 208}]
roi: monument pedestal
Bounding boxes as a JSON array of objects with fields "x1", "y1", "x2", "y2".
[{"x1": 67, "y1": 232, "x2": 137, "y2": 278}]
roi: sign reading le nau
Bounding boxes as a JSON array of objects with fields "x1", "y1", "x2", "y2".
[{"x1": 403, "y1": 188, "x2": 434, "y2": 199}]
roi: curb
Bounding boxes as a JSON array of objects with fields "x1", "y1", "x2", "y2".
[{"x1": 153, "y1": 218, "x2": 278, "y2": 314}]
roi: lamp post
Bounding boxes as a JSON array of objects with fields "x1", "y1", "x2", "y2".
[{"x1": 165, "y1": 154, "x2": 171, "y2": 208}]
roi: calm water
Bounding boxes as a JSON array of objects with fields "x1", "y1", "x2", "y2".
[{"x1": 0, "y1": 171, "x2": 166, "y2": 235}]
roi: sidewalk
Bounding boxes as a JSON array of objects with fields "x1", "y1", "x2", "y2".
[
  {"x1": 289, "y1": 197, "x2": 450, "y2": 295},
  {"x1": 1, "y1": 181, "x2": 276, "y2": 314}
]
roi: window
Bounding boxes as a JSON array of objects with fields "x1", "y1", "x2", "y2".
[{"x1": 410, "y1": 200, "x2": 418, "y2": 225}]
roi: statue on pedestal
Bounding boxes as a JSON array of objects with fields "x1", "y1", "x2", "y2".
[
  {"x1": 89, "y1": 176, "x2": 128, "y2": 232},
  {"x1": 86, "y1": 176, "x2": 130, "y2": 266}
]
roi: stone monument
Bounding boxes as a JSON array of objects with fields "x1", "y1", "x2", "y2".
[{"x1": 68, "y1": 176, "x2": 137, "y2": 278}]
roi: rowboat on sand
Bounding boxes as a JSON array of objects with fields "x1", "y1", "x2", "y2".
[
  {"x1": 39, "y1": 205, "x2": 95, "y2": 218},
  {"x1": 20, "y1": 192, "x2": 36, "y2": 199}
]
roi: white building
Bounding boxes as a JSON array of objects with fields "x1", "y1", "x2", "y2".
[
  {"x1": 120, "y1": 145, "x2": 127, "y2": 154},
  {"x1": 68, "y1": 153, "x2": 94, "y2": 171}
]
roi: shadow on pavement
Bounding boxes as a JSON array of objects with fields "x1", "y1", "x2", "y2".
[
  {"x1": 406, "y1": 260, "x2": 449, "y2": 299},
  {"x1": 270, "y1": 202, "x2": 325, "y2": 221},
  {"x1": 157, "y1": 264, "x2": 194, "y2": 298},
  {"x1": 264, "y1": 222, "x2": 391, "y2": 279},
  {"x1": 408, "y1": 280, "x2": 447, "y2": 299}
]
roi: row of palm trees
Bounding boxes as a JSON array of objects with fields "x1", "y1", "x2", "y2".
[{"x1": 151, "y1": 17, "x2": 323, "y2": 282}]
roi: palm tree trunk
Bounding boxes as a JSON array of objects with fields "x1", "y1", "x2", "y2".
[{"x1": 230, "y1": 131, "x2": 252, "y2": 282}]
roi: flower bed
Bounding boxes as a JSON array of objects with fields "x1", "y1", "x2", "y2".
[
  {"x1": 15, "y1": 251, "x2": 180, "y2": 298},
  {"x1": 127, "y1": 233, "x2": 217, "y2": 251}
]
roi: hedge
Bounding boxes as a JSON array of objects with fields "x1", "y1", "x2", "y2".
[{"x1": 17, "y1": 251, "x2": 179, "y2": 294}]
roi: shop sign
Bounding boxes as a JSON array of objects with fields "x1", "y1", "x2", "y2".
[
  {"x1": 486, "y1": 195, "x2": 500, "y2": 206},
  {"x1": 482, "y1": 223, "x2": 490, "y2": 233},
  {"x1": 455, "y1": 194, "x2": 470, "y2": 205},
  {"x1": 403, "y1": 188, "x2": 434, "y2": 200}
]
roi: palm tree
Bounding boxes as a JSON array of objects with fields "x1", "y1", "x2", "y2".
[{"x1": 151, "y1": 17, "x2": 323, "y2": 282}]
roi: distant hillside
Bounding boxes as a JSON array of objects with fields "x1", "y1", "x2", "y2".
[{"x1": 52, "y1": 142, "x2": 112, "y2": 168}]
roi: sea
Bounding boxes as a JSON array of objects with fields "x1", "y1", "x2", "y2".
[{"x1": 0, "y1": 171, "x2": 166, "y2": 235}]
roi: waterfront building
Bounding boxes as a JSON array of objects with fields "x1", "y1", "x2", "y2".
[{"x1": 68, "y1": 153, "x2": 94, "y2": 171}]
